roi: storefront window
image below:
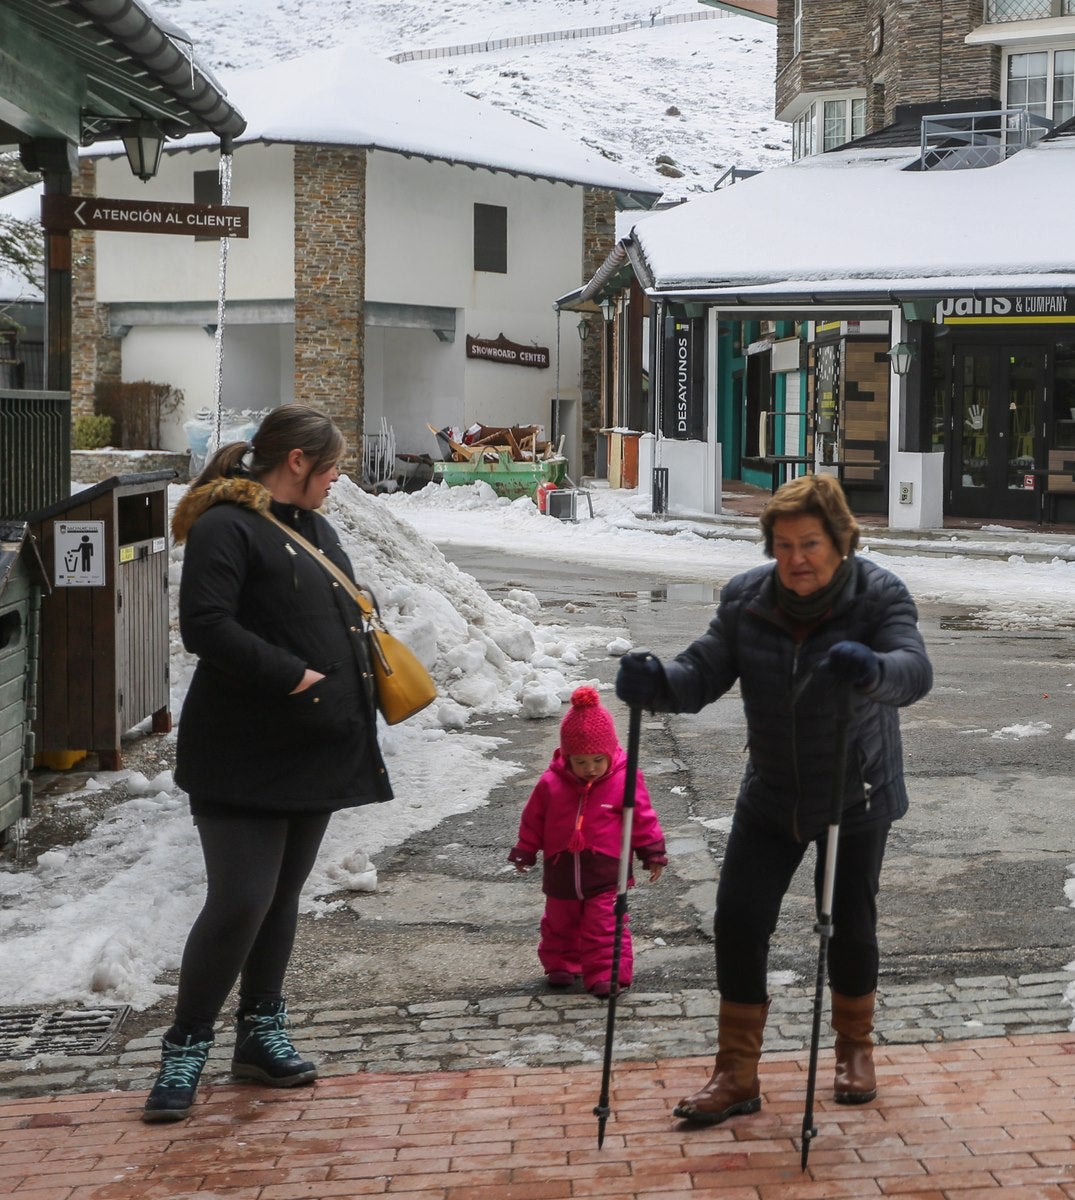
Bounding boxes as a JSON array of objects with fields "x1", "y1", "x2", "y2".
[
  {"x1": 1055, "y1": 342, "x2": 1075, "y2": 450},
  {"x1": 930, "y1": 344, "x2": 947, "y2": 452},
  {"x1": 1006, "y1": 353, "x2": 1038, "y2": 490},
  {"x1": 959, "y1": 352, "x2": 990, "y2": 489}
]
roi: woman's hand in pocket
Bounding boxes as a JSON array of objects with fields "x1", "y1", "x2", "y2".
[{"x1": 290, "y1": 669, "x2": 326, "y2": 694}]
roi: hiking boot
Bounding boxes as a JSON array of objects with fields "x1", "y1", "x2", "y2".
[
  {"x1": 231, "y1": 999, "x2": 317, "y2": 1087},
  {"x1": 142, "y1": 1027, "x2": 214, "y2": 1122}
]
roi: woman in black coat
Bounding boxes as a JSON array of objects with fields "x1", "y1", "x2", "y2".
[
  {"x1": 616, "y1": 474, "x2": 932, "y2": 1126},
  {"x1": 143, "y1": 404, "x2": 392, "y2": 1123}
]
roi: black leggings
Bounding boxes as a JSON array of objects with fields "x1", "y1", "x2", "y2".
[
  {"x1": 714, "y1": 811, "x2": 890, "y2": 1004},
  {"x1": 174, "y1": 812, "x2": 331, "y2": 1030}
]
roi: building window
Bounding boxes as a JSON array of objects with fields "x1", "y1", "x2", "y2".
[
  {"x1": 794, "y1": 97, "x2": 866, "y2": 160},
  {"x1": 793, "y1": 0, "x2": 802, "y2": 57},
  {"x1": 474, "y1": 203, "x2": 507, "y2": 274},
  {"x1": 193, "y1": 169, "x2": 222, "y2": 243},
  {"x1": 1006, "y1": 47, "x2": 1075, "y2": 124}
]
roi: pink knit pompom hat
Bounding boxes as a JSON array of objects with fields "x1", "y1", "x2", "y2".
[{"x1": 560, "y1": 685, "x2": 619, "y2": 758}]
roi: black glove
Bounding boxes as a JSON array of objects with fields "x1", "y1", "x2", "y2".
[
  {"x1": 616, "y1": 649, "x2": 667, "y2": 709},
  {"x1": 827, "y1": 640, "x2": 880, "y2": 688}
]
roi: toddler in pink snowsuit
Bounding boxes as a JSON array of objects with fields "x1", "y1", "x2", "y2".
[{"x1": 508, "y1": 685, "x2": 667, "y2": 998}]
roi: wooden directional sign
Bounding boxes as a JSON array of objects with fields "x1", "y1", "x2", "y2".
[{"x1": 41, "y1": 194, "x2": 249, "y2": 238}]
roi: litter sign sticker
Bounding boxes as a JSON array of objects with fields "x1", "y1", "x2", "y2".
[{"x1": 54, "y1": 521, "x2": 106, "y2": 587}]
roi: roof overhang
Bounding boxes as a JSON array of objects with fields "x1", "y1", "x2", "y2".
[
  {"x1": 965, "y1": 15, "x2": 1075, "y2": 48},
  {"x1": 0, "y1": 0, "x2": 245, "y2": 151},
  {"x1": 697, "y1": 0, "x2": 777, "y2": 25}
]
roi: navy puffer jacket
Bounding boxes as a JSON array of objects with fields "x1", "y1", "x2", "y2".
[{"x1": 660, "y1": 556, "x2": 932, "y2": 843}]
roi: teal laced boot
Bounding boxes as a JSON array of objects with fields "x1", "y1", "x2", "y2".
[
  {"x1": 231, "y1": 998, "x2": 317, "y2": 1087},
  {"x1": 142, "y1": 1028, "x2": 214, "y2": 1122}
]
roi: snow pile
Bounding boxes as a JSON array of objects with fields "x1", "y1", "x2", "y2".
[{"x1": 325, "y1": 475, "x2": 583, "y2": 722}]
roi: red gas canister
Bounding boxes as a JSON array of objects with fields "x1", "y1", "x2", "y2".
[{"x1": 536, "y1": 481, "x2": 558, "y2": 514}]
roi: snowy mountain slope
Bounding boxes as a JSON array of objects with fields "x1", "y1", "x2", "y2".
[{"x1": 155, "y1": 0, "x2": 784, "y2": 195}]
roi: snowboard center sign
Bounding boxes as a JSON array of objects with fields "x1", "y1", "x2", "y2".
[
  {"x1": 42, "y1": 195, "x2": 249, "y2": 238},
  {"x1": 466, "y1": 334, "x2": 549, "y2": 369}
]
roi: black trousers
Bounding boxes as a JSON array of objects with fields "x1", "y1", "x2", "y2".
[
  {"x1": 714, "y1": 810, "x2": 890, "y2": 1004},
  {"x1": 174, "y1": 811, "x2": 331, "y2": 1031}
]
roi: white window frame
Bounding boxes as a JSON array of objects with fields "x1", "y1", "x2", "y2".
[
  {"x1": 1003, "y1": 41, "x2": 1075, "y2": 125},
  {"x1": 792, "y1": 94, "x2": 867, "y2": 160}
]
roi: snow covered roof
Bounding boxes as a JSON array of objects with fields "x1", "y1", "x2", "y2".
[
  {"x1": 625, "y1": 140, "x2": 1075, "y2": 298},
  {"x1": 87, "y1": 44, "x2": 661, "y2": 205}
]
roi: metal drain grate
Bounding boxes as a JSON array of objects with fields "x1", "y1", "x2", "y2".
[{"x1": 0, "y1": 1006, "x2": 132, "y2": 1060}]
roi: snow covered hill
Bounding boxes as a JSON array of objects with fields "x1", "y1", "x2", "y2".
[{"x1": 156, "y1": 0, "x2": 784, "y2": 196}]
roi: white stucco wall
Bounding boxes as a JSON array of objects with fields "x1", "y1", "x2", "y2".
[
  {"x1": 366, "y1": 151, "x2": 583, "y2": 451},
  {"x1": 93, "y1": 143, "x2": 295, "y2": 302},
  {"x1": 365, "y1": 325, "x2": 465, "y2": 457}
]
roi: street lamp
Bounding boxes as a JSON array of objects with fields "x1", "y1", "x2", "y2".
[
  {"x1": 887, "y1": 341, "x2": 914, "y2": 377},
  {"x1": 121, "y1": 119, "x2": 165, "y2": 182}
]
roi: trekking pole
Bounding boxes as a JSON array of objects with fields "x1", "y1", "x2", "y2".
[
  {"x1": 800, "y1": 681, "x2": 852, "y2": 1171},
  {"x1": 594, "y1": 703, "x2": 641, "y2": 1149}
]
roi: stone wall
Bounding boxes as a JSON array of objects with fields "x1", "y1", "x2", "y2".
[
  {"x1": 70, "y1": 449, "x2": 190, "y2": 485},
  {"x1": 70, "y1": 159, "x2": 123, "y2": 419},
  {"x1": 777, "y1": 0, "x2": 1000, "y2": 129},
  {"x1": 580, "y1": 188, "x2": 617, "y2": 477},
  {"x1": 293, "y1": 145, "x2": 366, "y2": 473}
]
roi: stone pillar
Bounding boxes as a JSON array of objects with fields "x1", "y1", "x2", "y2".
[
  {"x1": 581, "y1": 188, "x2": 616, "y2": 477},
  {"x1": 70, "y1": 158, "x2": 122, "y2": 419},
  {"x1": 293, "y1": 145, "x2": 366, "y2": 474}
]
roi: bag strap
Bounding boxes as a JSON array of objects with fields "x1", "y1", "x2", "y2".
[{"x1": 261, "y1": 510, "x2": 379, "y2": 624}]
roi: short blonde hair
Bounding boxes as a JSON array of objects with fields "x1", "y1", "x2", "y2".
[{"x1": 759, "y1": 474, "x2": 860, "y2": 558}]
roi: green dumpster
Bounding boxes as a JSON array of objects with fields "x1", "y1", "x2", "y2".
[{"x1": 433, "y1": 453, "x2": 567, "y2": 499}]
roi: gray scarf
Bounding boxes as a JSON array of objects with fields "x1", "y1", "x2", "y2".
[{"x1": 774, "y1": 555, "x2": 853, "y2": 624}]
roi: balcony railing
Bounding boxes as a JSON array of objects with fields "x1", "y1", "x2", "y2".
[
  {"x1": 920, "y1": 108, "x2": 1053, "y2": 170},
  {"x1": 985, "y1": 0, "x2": 1075, "y2": 22}
]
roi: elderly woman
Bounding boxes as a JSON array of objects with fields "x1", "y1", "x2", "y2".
[{"x1": 616, "y1": 474, "x2": 932, "y2": 1125}]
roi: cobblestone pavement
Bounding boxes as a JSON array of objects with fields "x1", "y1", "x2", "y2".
[{"x1": 1, "y1": 971, "x2": 1070, "y2": 1101}]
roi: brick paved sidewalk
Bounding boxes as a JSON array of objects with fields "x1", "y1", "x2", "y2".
[{"x1": 1, "y1": 1032, "x2": 1072, "y2": 1199}]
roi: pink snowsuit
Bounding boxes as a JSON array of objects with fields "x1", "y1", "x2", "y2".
[{"x1": 508, "y1": 746, "x2": 667, "y2": 991}]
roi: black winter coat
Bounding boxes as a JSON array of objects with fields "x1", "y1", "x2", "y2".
[
  {"x1": 172, "y1": 476, "x2": 393, "y2": 815},
  {"x1": 660, "y1": 556, "x2": 932, "y2": 843}
]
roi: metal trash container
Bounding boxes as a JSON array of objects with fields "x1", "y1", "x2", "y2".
[
  {"x1": 0, "y1": 522, "x2": 48, "y2": 843},
  {"x1": 28, "y1": 471, "x2": 174, "y2": 771}
]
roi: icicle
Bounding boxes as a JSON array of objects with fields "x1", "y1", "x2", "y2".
[{"x1": 212, "y1": 148, "x2": 234, "y2": 452}]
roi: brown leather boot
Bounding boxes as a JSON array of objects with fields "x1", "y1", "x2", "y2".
[
  {"x1": 831, "y1": 990, "x2": 877, "y2": 1104},
  {"x1": 673, "y1": 999, "x2": 770, "y2": 1125}
]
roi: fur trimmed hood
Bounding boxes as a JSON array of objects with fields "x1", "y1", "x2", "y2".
[{"x1": 172, "y1": 475, "x2": 271, "y2": 544}]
